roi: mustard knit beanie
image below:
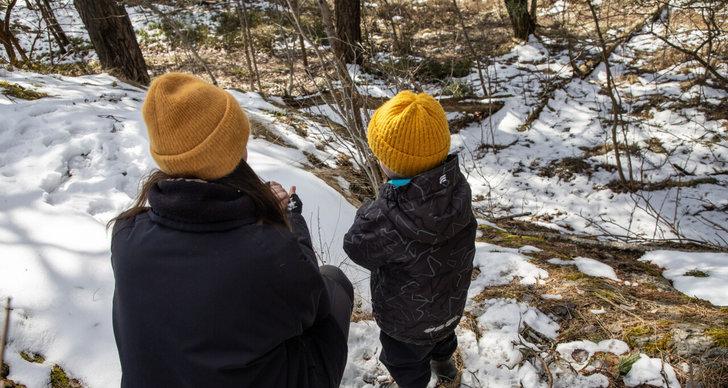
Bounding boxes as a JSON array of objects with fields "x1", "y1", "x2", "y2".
[
  {"x1": 142, "y1": 73, "x2": 250, "y2": 180},
  {"x1": 367, "y1": 91, "x2": 450, "y2": 177}
]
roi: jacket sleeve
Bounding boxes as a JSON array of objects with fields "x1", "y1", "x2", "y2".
[
  {"x1": 287, "y1": 211, "x2": 319, "y2": 270},
  {"x1": 343, "y1": 199, "x2": 407, "y2": 271},
  {"x1": 274, "y1": 217, "x2": 330, "y2": 331}
]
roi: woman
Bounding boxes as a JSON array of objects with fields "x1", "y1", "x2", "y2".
[{"x1": 110, "y1": 73, "x2": 353, "y2": 387}]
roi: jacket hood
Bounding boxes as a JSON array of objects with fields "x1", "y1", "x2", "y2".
[{"x1": 378, "y1": 154, "x2": 473, "y2": 243}]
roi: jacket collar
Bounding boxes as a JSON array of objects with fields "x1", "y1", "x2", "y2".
[
  {"x1": 148, "y1": 179, "x2": 258, "y2": 231},
  {"x1": 380, "y1": 154, "x2": 462, "y2": 201}
]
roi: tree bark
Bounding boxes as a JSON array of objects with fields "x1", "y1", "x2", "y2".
[
  {"x1": 334, "y1": 0, "x2": 361, "y2": 64},
  {"x1": 0, "y1": 0, "x2": 28, "y2": 66},
  {"x1": 289, "y1": 0, "x2": 308, "y2": 67},
  {"x1": 36, "y1": 0, "x2": 70, "y2": 53},
  {"x1": 73, "y1": 0, "x2": 149, "y2": 85},
  {"x1": 504, "y1": 0, "x2": 535, "y2": 40}
]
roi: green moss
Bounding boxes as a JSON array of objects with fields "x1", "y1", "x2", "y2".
[
  {"x1": 563, "y1": 272, "x2": 587, "y2": 281},
  {"x1": 19, "y1": 351, "x2": 45, "y2": 363},
  {"x1": 644, "y1": 333, "x2": 672, "y2": 354},
  {"x1": 622, "y1": 325, "x2": 653, "y2": 348},
  {"x1": 0, "y1": 81, "x2": 52, "y2": 100},
  {"x1": 50, "y1": 365, "x2": 70, "y2": 388},
  {"x1": 479, "y1": 225, "x2": 546, "y2": 249},
  {"x1": 595, "y1": 289, "x2": 621, "y2": 301},
  {"x1": 684, "y1": 269, "x2": 709, "y2": 278},
  {"x1": 707, "y1": 327, "x2": 728, "y2": 347}
]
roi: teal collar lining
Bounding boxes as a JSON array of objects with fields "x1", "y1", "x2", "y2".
[{"x1": 388, "y1": 178, "x2": 411, "y2": 188}]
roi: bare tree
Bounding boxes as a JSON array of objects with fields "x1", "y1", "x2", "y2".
[
  {"x1": 335, "y1": 0, "x2": 361, "y2": 64},
  {"x1": 287, "y1": 0, "x2": 383, "y2": 192},
  {"x1": 35, "y1": 0, "x2": 70, "y2": 53},
  {"x1": 588, "y1": 1, "x2": 634, "y2": 190},
  {"x1": 289, "y1": 0, "x2": 308, "y2": 67},
  {"x1": 504, "y1": 0, "x2": 535, "y2": 40},
  {"x1": 235, "y1": 0, "x2": 261, "y2": 91},
  {"x1": 648, "y1": 0, "x2": 728, "y2": 88},
  {"x1": 74, "y1": 0, "x2": 149, "y2": 85},
  {"x1": 135, "y1": 0, "x2": 216, "y2": 85},
  {"x1": 0, "y1": 0, "x2": 29, "y2": 66},
  {"x1": 380, "y1": 0, "x2": 401, "y2": 53}
]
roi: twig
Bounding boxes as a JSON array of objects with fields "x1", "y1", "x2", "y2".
[
  {"x1": 451, "y1": 0, "x2": 488, "y2": 99},
  {"x1": 700, "y1": 216, "x2": 728, "y2": 235},
  {"x1": 489, "y1": 212, "x2": 532, "y2": 222},
  {"x1": 138, "y1": 0, "x2": 217, "y2": 85},
  {"x1": 594, "y1": 293, "x2": 644, "y2": 323},
  {"x1": 0, "y1": 297, "x2": 12, "y2": 388},
  {"x1": 516, "y1": 318, "x2": 553, "y2": 388}
]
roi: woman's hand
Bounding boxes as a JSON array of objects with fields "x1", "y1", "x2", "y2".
[{"x1": 269, "y1": 182, "x2": 297, "y2": 211}]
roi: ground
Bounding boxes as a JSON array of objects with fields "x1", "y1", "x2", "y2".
[{"x1": 1, "y1": 0, "x2": 727, "y2": 387}]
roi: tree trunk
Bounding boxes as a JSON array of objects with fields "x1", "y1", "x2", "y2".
[
  {"x1": 0, "y1": 0, "x2": 28, "y2": 66},
  {"x1": 317, "y1": 0, "x2": 342, "y2": 61},
  {"x1": 73, "y1": 0, "x2": 149, "y2": 85},
  {"x1": 36, "y1": 0, "x2": 70, "y2": 53},
  {"x1": 334, "y1": 0, "x2": 361, "y2": 64},
  {"x1": 289, "y1": 0, "x2": 308, "y2": 67},
  {"x1": 235, "y1": 0, "x2": 256, "y2": 91},
  {"x1": 239, "y1": 0, "x2": 261, "y2": 91},
  {"x1": 504, "y1": 0, "x2": 535, "y2": 40}
]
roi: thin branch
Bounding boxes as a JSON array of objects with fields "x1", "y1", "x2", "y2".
[{"x1": 138, "y1": 0, "x2": 217, "y2": 85}]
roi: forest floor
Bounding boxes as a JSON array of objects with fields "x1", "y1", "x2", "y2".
[
  {"x1": 470, "y1": 221, "x2": 728, "y2": 387},
  {"x1": 2, "y1": 0, "x2": 727, "y2": 386}
]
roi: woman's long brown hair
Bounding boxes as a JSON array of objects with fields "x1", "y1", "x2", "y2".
[{"x1": 108, "y1": 159, "x2": 289, "y2": 230}]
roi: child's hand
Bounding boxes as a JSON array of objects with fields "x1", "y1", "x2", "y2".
[{"x1": 288, "y1": 186, "x2": 302, "y2": 214}]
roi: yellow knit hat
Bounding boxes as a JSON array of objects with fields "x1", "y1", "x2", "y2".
[
  {"x1": 142, "y1": 73, "x2": 250, "y2": 180},
  {"x1": 367, "y1": 91, "x2": 450, "y2": 177}
]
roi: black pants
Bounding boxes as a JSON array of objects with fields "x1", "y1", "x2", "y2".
[
  {"x1": 379, "y1": 331, "x2": 458, "y2": 388},
  {"x1": 320, "y1": 265, "x2": 354, "y2": 338},
  {"x1": 309, "y1": 265, "x2": 354, "y2": 387}
]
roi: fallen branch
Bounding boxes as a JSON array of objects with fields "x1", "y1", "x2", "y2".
[
  {"x1": 578, "y1": 3, "x2": 669, "y2": 79},
  {"x1": 520, "y1": 3, "x2": 668, "y2": 132},
  {"x1": 489, "y1": 212, "x2": 532, "y2": 222},
  {"x1": 594, "y1": 293, "x2": 645, "y2": 323},
  {"x1": 492, "y1": 224, "x2": 728, "y2": 253}
]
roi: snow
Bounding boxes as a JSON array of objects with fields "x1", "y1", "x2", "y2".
[
  {"x1": 469, "y1": 242, "x2": 549, "y2": 296},
  {"x1": 548, "y1": 257, "x2": 621, "y2": 281},
  {"x1": 2, "y1": 4, "x2": 728, "y2": 386},
  {"x1": 639, "y1": 250, "x2": 728, "y2": 306},
  {"x1": 623, "y1": 354, "x2": 681, "y2": 388},
  {"x1": 557, "y1": 339, "x2": 630, "y2": 370}
]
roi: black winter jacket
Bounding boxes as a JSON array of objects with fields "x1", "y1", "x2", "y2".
[
  {"x1": 343, "y1": 155, "x2": 477, "y2": 345},
  {"x1": 111, "y1": 180, "x2": 345, "y2": 387}
]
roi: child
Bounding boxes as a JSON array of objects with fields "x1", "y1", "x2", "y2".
[{"x1": 344, "y1": 91, "x2": 477, "y2": 388}]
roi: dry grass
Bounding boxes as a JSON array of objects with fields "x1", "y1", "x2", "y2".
[{"x1": 472, "y1": 224, "x2": 728, "y2": 387}]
